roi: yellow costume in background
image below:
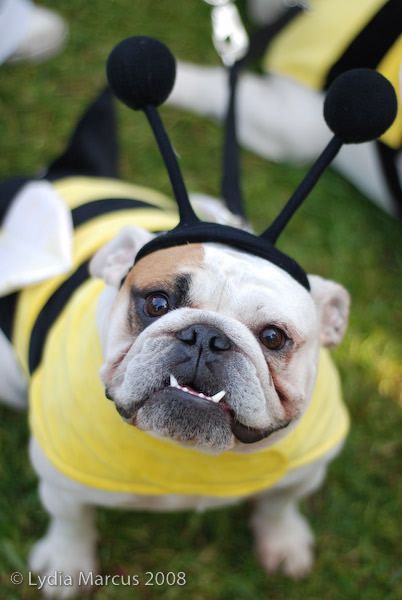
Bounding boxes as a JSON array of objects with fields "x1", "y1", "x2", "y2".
[{"x1": 265, "y1": 0, "x2": 402, "y2": 149}]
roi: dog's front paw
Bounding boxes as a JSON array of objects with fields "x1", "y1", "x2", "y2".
[
  {"x1": 252, "y1": 506, "x2": 314, "y2": 579},
  {"x1": 29, "y1": 533, "x2": 97, "y2": 598}
]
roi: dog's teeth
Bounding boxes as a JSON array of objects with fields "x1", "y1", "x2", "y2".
[
  {"x1": 168, "y1": 378, "x2": 225, "y2": 403},
  {"x1": 211, "y1": 390, "x2": 226, "y2": 403},
  {"x1": 170, "y1": 374, "x2": 179, "y2": 387}
]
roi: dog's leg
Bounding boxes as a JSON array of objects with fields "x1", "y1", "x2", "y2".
[
  {"x1": 168, "y1": 62, "x2": 228, "y2": 119},
  {"x1": 169, "y1": 63, "x2": 327, "y2": 162},
  {"x1": 29, "y1": 480, "x2": 98, "y2": 599},
  {"x1": 250, "y1": 460, "x2": 328, "y2": 579}
]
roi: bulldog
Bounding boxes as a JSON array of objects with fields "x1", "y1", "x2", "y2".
[
  {"x1": 0, "y1": 40, "x2": 352, "y2": 600},
  {"x1": 0, "y1": 190, "x2": 350, "y2": 598},
  {"x1": 168, "y1": 0, "x2": 402, "y2": 216}
]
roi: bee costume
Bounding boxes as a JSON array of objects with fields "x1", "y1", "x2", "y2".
[
  {"x1": 0, "y1": 35, "x2": 397, "y2": 495},
  {"x1": 265, "y1": 0, "x2": 402, "y2": 150}
]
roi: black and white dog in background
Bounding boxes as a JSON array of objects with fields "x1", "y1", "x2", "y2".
[{"x1": 169, "y1": 0, "x2": 402, "y2": 216}]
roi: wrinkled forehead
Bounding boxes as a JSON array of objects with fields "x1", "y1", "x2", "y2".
[
  {"x1": 126, "y1": 243, "x2": 316, "y2": 329},
  {"x1": 125, "y1": 244, "x2": 204, "y2": 290},
  {"x1": 199, "y1": 245, "x2": 316, "y2": 328}
]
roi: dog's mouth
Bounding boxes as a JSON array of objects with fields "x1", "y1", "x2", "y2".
[
  {"x1": 167, "y1": 375, "x2": 291, "y2": 443},
  {"x1": 117, "y1": 374, "x2": 289, "y2": 446},
  {"x1": 168, "y1": 374, "x2": 228, "y2": 405}
]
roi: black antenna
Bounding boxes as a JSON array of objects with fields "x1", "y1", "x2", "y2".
[
  {"x1": 262, "y1": 69, "x2": 398, "y2": 244},
  {"x1": 104, "y1": 37, "x2": 398, "y2": 291},
  {"x1": 106, "y1": 36, "x2": 199, "y2": 226},
  {"x1": 264, "y1": 136, "x2": 342, "y2": 244}
]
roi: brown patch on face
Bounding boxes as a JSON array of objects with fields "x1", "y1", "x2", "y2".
[
  {"x1": 119, "y1": 245, "x2": 204, "y2": 336},
  {"x1": 125, "y1": 244, "x2": 204, "y2": 290},
  {"x1": 102, "y1": 248, "x2": 204, "y2": 401}
]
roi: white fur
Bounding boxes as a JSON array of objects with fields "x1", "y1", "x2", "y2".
[
  {"x1": 28, "y1": 436, "x2": 341, "y2": 597},
  {"x1": 96, "y1": 240, "x2": 347, "y2": 453}
]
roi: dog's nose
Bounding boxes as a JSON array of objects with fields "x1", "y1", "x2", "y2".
[{"x1": 176, "y1": 324, "x2": 232, "y2": 353}]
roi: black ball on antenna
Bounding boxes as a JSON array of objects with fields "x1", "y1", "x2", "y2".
[
  {"x1": 323, "y1": 68, "x2": 398, "y2": 144},
  {"x1": 106, "y1": 36, "x2": 176, "y2": 110}
]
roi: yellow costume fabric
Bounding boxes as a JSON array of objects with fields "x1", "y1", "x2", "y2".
[
  {"x1": 264, "y1": 0, "x2": 402, "y2": 149},
  {"x1": 28, "y1": 280, "x2": 348, "y2": 497},
  {"x1": 14, "y1": 176, "x2": 349, "y2": 498}
]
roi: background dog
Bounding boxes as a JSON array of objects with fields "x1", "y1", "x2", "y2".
[{"x1": 169, "y1": 0, "x2": 402, "y2": 217}]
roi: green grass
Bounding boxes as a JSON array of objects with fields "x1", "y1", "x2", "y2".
[{"x1": 0, "y1": 1, "x2": 401, "y2": 599}]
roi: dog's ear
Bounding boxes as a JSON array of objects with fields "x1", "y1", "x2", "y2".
[
  {"x1": 89, "y1": 226, "x2": 153, "y2": 287},
  {"x1": 308, "y1": 275, "x2": 350, "y2": 347}
]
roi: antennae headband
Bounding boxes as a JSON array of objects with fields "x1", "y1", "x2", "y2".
[{"x1": 106, "y1": 37, "x2": 397, "y2": 291}]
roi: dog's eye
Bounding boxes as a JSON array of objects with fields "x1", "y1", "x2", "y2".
[
  {"x1": 260, "y1": 326, "x2": 287, "y2": 351},
  {"x1": 144, "y1": 293, "x2": 170, "y2": 318}
]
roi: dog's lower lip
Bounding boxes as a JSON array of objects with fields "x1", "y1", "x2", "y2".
[
  {"x1": 231, "y1": 419, "x2": 291, "y2": 444},
  {"x1": 163, "y1": 380, "x2": 288, "y2": 443},
  {"x1": 114, "y1": 399, "x2": 146, "y2": 423},
  {"x1": 116, "y1": 384, "x2": 289, "y2": 445},
  {"x1": 115, "y1": 404, "x2": 134, "y2": 420}
]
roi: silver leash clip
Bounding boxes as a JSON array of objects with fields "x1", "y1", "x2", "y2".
[{"x1": 204, "y1": 0, "x2": 249, "y2": 66}]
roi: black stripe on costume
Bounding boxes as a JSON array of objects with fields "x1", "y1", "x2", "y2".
[
  {"x1": 28, "y1": 261, "x2": 90, "y2": 374},
  {"x1": 325, "y1": 0, "x2": 402, "y2": 89},
  {"x1": 376, "y1": 141, "x2": 402, "y2": 217},
  {"x1": 220, "y1": 6, "x2": 303, "y2": 219},
  {"x1": 71, "y1": 197, "x2": 160, "y2": 227}
]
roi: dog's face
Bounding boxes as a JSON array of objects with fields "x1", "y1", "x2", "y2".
[{"x1": 90, "y1": 227, "x2": 349, "y2": 454}]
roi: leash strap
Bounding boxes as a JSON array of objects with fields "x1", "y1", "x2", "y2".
[
  {"x1": 218, "y1": 4, "x2": 303, "y2": 218},
  {"x1": 221, "y1": 63, "x2": 243, "y2": 216}
]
